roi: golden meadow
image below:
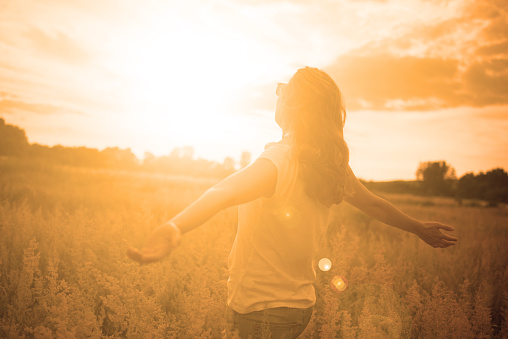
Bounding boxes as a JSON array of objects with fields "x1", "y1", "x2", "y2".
[{"x1": 1, "y1": 157, "x2": 507, "y2": 338}]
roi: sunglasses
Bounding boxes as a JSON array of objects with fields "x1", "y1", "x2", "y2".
[{"x1": 276, "y1": 82, "x2": 286, "y2": 96}]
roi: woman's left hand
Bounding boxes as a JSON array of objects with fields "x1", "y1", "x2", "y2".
[
  {"x1": 415, "y1": 221, "x2": 458, "y2": 248},
  {"x1": 127, "y1": 223, "x2": 181, "y2": 264}
]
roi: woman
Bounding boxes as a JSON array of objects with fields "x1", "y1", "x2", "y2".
[{"x1": 127, "y1": 67, "x2": 457, "y2": 338}]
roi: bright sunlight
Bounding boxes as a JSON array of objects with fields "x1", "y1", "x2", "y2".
[{"x1": 105, "y1": 15, "x2": 271, "y2": 152}]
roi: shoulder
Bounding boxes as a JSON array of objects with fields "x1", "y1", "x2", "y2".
[
  {"x1": 258, "y1": 140, "x2": 294, "y2": 179},
  {"x1": 264, "y1": 139, "x2": 291, "y2": 151},
  {"x1": 261, "y1": 140, "x2": 292, "y2": 160},
  {"x1": 265, "y1": 139, "x2": 291, "y2": 152}
]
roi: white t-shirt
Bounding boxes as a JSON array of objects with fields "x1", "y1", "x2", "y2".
[{"x1": 227, "y1": 141, "x2": 331, "y2": 314}]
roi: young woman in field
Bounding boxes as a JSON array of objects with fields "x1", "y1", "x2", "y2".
[{"x1": 127, "y1": 67, "x2": 457, "y2": 338}]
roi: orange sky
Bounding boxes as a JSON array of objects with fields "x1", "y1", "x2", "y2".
[{"x1": 1, "y1": 0, "x2": 507, "y2": 180}]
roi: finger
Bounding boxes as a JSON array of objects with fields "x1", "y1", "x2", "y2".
[
  {"x1": 437, "y1": 224, "x2": 455, "y2": 232},
  {"x1": 127, "y1": 248, "x2": 162, "y2": 264},
  {"x1": 136, "y1": 251, "x2": 165, "y2": 264},
  {"x1": 438, "y1": 243, "x2": 454, "y2": 248},
  {"x1": 127, "y1": 247, "x2": 144, "y2": 263},
  {"x1": 442, "y1": 234, "x2": 458, "y2": 241},
  {"x1": 431, "y1": 239, "x2": 455, "y2": 248},
  {"x1": 439, "y1": 240, "x2": 456, "y2": 247}
]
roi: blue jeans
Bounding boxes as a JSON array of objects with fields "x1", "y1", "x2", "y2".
[{"x1": 225, "y1": 305, "x2": 313, "y2": 339}]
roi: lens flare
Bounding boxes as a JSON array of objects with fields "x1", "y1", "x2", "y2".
[
  {"x1": 318, "y1": 258, "x2": 332, "y2": 271},
  {"x1": 331, "y1": 275, "x2": 348, "y2": 293},
  {"x1": 278, "y1": 206, "x2": 300, "y2": 227}
]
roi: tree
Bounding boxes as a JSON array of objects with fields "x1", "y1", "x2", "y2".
[
  {"x1": 223, "y1": 157, "x2": 235, "y2": 172},
  {"x1": 0, "y1": 118, "x2": 29, "y2": 156},
  {"x1": 240, "y1": 151, "x2": 251, "y2": 169},
  {"x1": 416, "y1": 161, "x2": 456, "y2": 196},
  {"x1": 181, "y1": 146, "x2": 194, "y2": 160},
  {"x1": 456, "y1": 172, "x2": 478, "y2": 202},
  {"x1": 169, "y1": 147, "x2": 181, "y2": 159},
  {"x1": 457, "y1": 168, "x2": 508, "y2": 206},
  {"x1": 101, "y1": 147, "x2": 139, "y2": 169},
  {"x1": 143, "y1": 152, "x2": 155, "y2": 166},
  {"x1": 482, "y1": 168, "x2": 508, "y2": 206}
]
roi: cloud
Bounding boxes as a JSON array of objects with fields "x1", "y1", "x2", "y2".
[
  {"x1": 325, "y1": 52, "x2": 508, "y2": 111},
  {"x1": 477, "y1": 41, "x2": 508, "y2": 56},
  {"x1": 323, "y1": 0, "x2": 508, "y2": 111},
  {"x1": 23, "y1": 27, "x2": 90, "y2": 64},
  {"x1": 0, "y1": 97, "x2": 86, "y2": 116},
  {"x1": 325, "y1": 54, "x2": 462, "y2": 111},
  {"x1": 463, "y1": 59, "x2": 508, "y2": 107}
]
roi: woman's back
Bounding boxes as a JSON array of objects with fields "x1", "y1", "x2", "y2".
[{"x1": 227, "y1": 141, "x2": 330, "y2": 314}]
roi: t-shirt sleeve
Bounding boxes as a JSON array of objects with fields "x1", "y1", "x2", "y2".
[{"x1": 258, "y1": 142, "x2": 291, "y2": 199}]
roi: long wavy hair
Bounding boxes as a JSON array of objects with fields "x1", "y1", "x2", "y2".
[{"x1": 277, "y1": 67, "x2": 352, "y2": 207}]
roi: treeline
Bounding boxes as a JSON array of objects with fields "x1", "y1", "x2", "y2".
[
  {"x1": 2, "y1": 118, "x2": 506, "y2": 205},
  {"x1": 456, "y1": 168, "x2": 508, "y2": 206},
  {"x1": 365, "y1": 161, "x2": 508, "y2": 207},
  {"x1": 416, "y1": 160, "x2": 508, "y2": 206},
  {"x1": 0, "y1": 118, "x2": 248, "y2": 178}
]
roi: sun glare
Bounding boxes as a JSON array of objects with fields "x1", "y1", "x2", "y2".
[{"x1": 108, "y1": 15, "x2": 270, "y2": 155}]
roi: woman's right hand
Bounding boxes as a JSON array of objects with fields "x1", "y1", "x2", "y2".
[
  {"x1": 415, "y1": 221, "x2": 457, "y2": 248},
  {"x1": 127, "y1": 222, "x2": 181, "y2": 264}
]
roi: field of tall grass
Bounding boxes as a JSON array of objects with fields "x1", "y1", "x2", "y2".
[{"x1": 1, "y1": 157, "x2": 507, "y2": 338}]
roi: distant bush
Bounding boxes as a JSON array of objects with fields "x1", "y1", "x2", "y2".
[{"x1": 457, "y1": 168, "x2": 508, "y2": 206}]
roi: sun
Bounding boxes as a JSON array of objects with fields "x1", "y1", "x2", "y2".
[{"x1": 107, "y1": 15, "x2": 275, "y2": 157}]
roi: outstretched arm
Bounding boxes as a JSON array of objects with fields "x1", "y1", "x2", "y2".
[
  {"x1": 127, "y1": 158, "x2": 277, "y2": 264},
  {"x1": 344, "y1": 167, "x2": 457, "y2": 248}
]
